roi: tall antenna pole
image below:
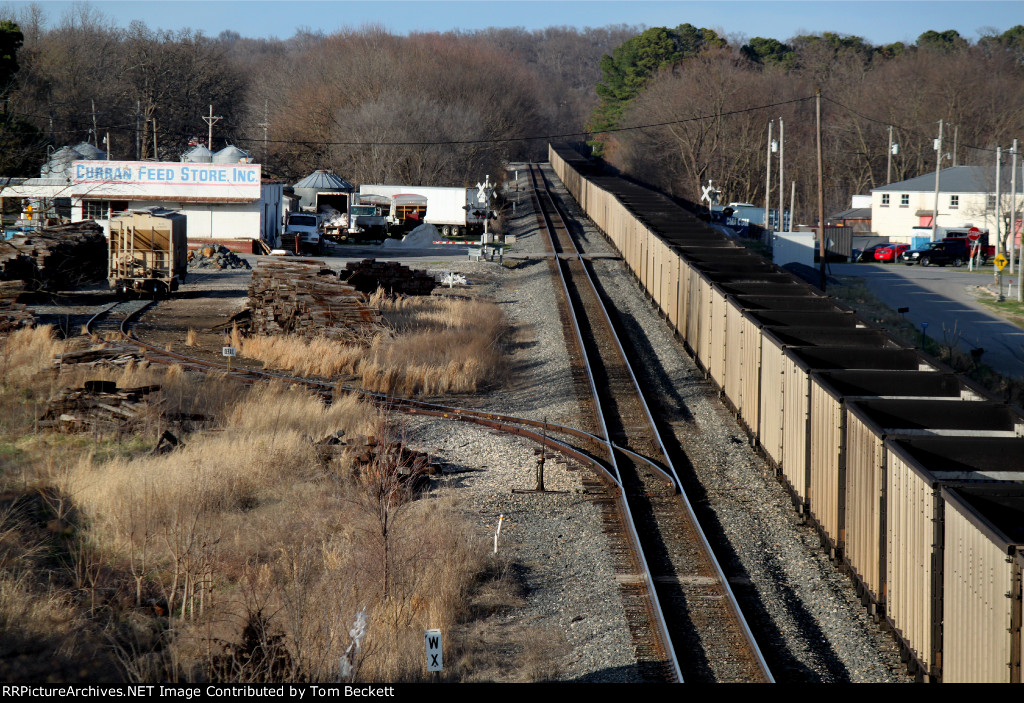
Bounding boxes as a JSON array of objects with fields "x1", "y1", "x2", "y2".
[
  {"x1": 931, "y1": 119, "x2": 943, "y2": 242},
  {"x1": 816, "y1": 90, "x2": 826, "y2": 291},
  {"x1": 203, "y1": 104, "x2": 223, "y2": 149},
  {"x1": 765, "y1": 120, "x2": 773, "y2": 229}
]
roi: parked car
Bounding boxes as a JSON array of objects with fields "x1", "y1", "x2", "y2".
[
  {"x1": 855, "y1": 243, "x2": 888, "y2": 262},
  {"x1": 901, "y1": 240, "x2": 969, "y2": 267},
  {"x1": 874, "y1": 243, "x2": 910, "y2": 263}
]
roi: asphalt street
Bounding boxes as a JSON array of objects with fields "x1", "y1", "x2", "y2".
[{"x1": 830, "y1": 262, "x2": 1024, "y2": 380}]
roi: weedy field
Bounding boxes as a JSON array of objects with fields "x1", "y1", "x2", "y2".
[
  {"x1": 240, "y1": 292, "x2": 509, "y2": 396},
  {"x1": 0, "y1": 293, "x2": 535, "y2": 684}
]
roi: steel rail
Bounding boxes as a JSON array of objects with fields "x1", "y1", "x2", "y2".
[
  {"x1": 86, "y1": 298, "x2": 675, "y2": 493},
  {"x1": 535, "y1": 162, "x2": 775, "y2": 683},
  {"x1": 527, "y1": 162, "x2": 685, "y2": 683}
]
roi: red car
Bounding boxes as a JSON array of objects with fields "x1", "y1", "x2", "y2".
[{"x1": 874, "y1": 243, "x2": 910, "y2": 263}]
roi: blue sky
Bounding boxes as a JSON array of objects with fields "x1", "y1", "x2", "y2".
[{"x1": 7, "y1": 1, "x2": 1023, "y2": 45}]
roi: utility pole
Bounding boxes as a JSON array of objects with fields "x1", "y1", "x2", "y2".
[
  {"x1": 995, "y1": 146, "x2": 1002, "y2": 290},
  {"x1": 203, "y1": 104, "x2": 223, "y2": 150},
  {"x1": 257, "y1": 99, "x2": 269, "y2": 163},
  {"x1": 1010, "y1": 139, "x2": 1018, "y2": 275},
  {"x1": 952, "y1": 124, "x2": 959, "y2": 167},
  {"x1": 816, "y1": 90, "x2": 826, "y2": 291},
  {"x1": 105, "y1": 131, "x2": 110, "y2": 159},
  {"x1": 790, "y1": 181, "x2": 796, "y2": 227},
  {"x1": 931, "y1": 119, "x2": 943, "y2": 242},
  {"x1": 1018, "y1": 161, "x2": 1023, "y2": 303},
  {"x1": 765, "y1": 120, "x2": 773, "y2": 229},
  {"x1": 136, "y1": 101, "x2": 141, "y2": 160},
  {"x1": 153, "y1": 118, "x2": 158, "y2": 161},
  {"x1": 887, "y1": 125, "x2": 897, "y2": 185},
  {"x1": 779, "y1": 117, "x2": 785, "y2": 231},
  {"x1": 91, "y1": 99, "x2": 99, "y2": 147}
]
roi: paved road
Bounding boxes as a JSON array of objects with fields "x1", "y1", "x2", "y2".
[{"x1": 830, "y1": 262, "x2": 1024, "y2": 380}]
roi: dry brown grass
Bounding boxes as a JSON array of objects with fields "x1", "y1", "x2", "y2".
[
  {"x1": 0, "y1": 305, "x2": 517, "y2": 683},
  {"x1": 0, "y1": 326, "x2": 63, "y2": 387},
  {"x1": 240, "y1": 294, "x2": 508, "y2": 397},
  {"x1": 45, "y1": 381, "x2": 486, "y2": 682}
]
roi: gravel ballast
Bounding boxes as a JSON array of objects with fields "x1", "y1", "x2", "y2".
[{"x1": 390, "y1": 163, "x2": 911, "y2": 682}]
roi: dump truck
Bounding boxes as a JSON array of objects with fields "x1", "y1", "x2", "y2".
[{"x1": 358, "y1": 185, "x2": 489, "y2": 238}]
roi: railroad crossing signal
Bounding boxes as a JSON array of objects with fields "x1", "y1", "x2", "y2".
[
  {"x1": 425, "y1": 629, "x2": 443, "y2": 672},
  {"x1": 995, "y1": 254, "x2": 1009, "y2": 271},
  {"x1": 700, "y1": 180, "x2": 721, "y2": 205}
]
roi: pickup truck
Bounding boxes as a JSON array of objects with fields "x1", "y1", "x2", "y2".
[{"x1": 900, "y1": 239, "x2": 972, "y2": 267}]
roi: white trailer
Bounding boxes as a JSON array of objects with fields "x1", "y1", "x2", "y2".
[{"x1": 358, "y1": 185, "x2": 488, "y2": 237}]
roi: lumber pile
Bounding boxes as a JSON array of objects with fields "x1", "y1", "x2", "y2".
[
  {"x1": 340, "y1": 259, "x2": 436, "y2": 296},
  {"x1": 39, "y1": 381, "x2": 161, "y2": 433},
  {"x1": 0, "y1": 280, "x2": 33, "y2": 332},
  {"x1": 315, "y1": 430, "x2": 438, "y2": 483},
  {"x1": 248, "y1": 259, "x2": 381, "y2": 341},
  {"x1": 0, "y1": 221, "x2": 107, "y2": 290}
]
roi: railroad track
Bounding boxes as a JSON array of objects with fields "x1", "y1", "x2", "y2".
[{"x1": 527, "y1": 162, "x2": 773, "y2": 683}]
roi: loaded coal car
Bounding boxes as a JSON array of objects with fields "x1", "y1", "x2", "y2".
[{"x1": 108, "y1": 207, "x2": 188, "y2": 295}]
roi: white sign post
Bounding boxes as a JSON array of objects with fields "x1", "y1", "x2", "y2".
[
  {"x1": 425, "y1": 629, "x2": 443, "y2": 673},
  {"x1": 222, "y1": 345, "x2": 236, "y2": 371}
]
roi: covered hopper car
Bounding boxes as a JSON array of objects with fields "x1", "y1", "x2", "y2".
[{"x1": 108, "y1": 207, "x2": 188, "y2": 295}]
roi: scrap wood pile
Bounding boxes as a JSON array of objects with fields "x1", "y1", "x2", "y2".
[
  {"x1": 315, "y1": 430, "x2": 438, "y2": 484},
  {"x1": 248, "y1": 259, "x2": 381, "y2": 341},
  {"x1": 0, "y1": 221, "x2": 106, "y2": 290},
  {"x1": 0, "y1": 281, "x2": 33, "y2": 332},
  {"x1": 39, "y1": 380, "x2": 161, "y2": 433},
  {"x1": 340, "y1": 259, "x2": 436, "y2": 296},
  {"x1": 53, "y1": 346, "x2": 145, "y2": 368}
]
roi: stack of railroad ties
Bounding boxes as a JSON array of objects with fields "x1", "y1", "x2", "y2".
[
  {"x1": 0, "y1": 221, "x2": 106, "y2": 290},
  {"x1": 0, "y1": 280, "x2": 32, "y2": 332},
  {"x1": 247, "y1": 258, "x2": 435, "y2": 341}
]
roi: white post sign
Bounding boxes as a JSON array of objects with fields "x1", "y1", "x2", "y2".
[{"x1": 425, "y1": 629, "x2": 443, "y2": 672}]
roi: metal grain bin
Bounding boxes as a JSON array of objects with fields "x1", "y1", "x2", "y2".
[
  {"x1": 941, "y1": 485, "x2": 1024, "y2": 683},
  {"x1": 811, "y1": 372, "x2": 989, "y2": 615}
]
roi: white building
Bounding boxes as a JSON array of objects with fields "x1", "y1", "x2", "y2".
[
  {"x1": 871, "y1": 165, "x2": 1022, "y2": 247},
  {"x1": 1, "y1": 145, "x2": 283, "y2": 252}
]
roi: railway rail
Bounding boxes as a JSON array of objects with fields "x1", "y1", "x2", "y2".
[
  {"x1": 526, "y1": 162, "x2": 773, "y2": 683},
  {"x1": 549, "y1": 142, "x2": 1024, "y2": 684}
]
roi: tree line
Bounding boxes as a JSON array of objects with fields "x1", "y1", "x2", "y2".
[
  {"x1": 0, "y1": 3, "x2": 634, "y2": 185},
  {"x1": 1, "y1": 2, "x2": 1023, "y2": 221},
  {"x1": 589, "y1": 24, "x2": 1024, "y2": 221}
]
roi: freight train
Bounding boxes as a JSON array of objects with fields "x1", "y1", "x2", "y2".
[{"x1": 549, "y1": 143, "x2": 1024, "y2": 683}]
